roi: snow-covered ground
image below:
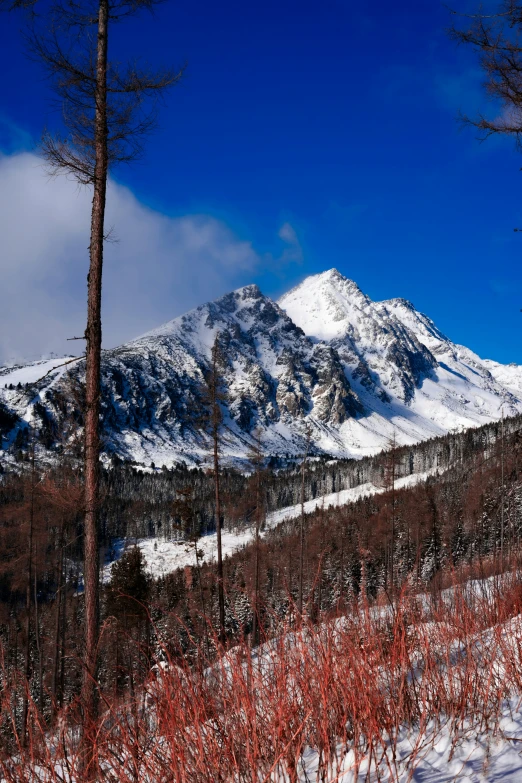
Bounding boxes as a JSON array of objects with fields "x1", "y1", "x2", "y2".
[
  {"x1": 267, "y1": 469, "x2": 437, "y2": 526},
  {"x1": 103, "y1": 469, "x2": 438, "y2": 581},
  {"x1": 103, "y1": 526, "x2": 259, "y2": 582},
  {"x1": 0, "y1": 356, "x2": 75, "y2": 388},
  {"x1": 296, "y1": 699, "x2": 522, "y2": 781},
  {"x1": 14, "y1": 582, "x2": 522, "y2": 782},
  {"x1": 6, "y1": 565, "x2": 522, "y2": 781}
]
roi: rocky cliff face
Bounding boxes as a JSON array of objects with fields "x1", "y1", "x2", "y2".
[
  {"x1": 2, "y1": 269, "x2": 522, "y2": 466},
  {"x1": 279, "y1": 269, "x2": 437, "y2": 404}
]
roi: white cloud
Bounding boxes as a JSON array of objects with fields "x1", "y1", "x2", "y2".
[
  {"x1": 278, "y1": 222, "x2": 298, "y2": 245},
  {"x1": 0, "y1": 152, "x2": 261, "y2": 363},
  {"x1": 277, "y1": 221, "x2": 303, "y2": 265}
]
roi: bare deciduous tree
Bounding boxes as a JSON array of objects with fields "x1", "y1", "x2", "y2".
[
  {"x1": 207, "y1": 337, "x2": 227, "y2": 646},
  {"x1": 297, "y1": 424, "x2": 311, "y2": 619},
  {"x1": 0, "y1": 0, "x2": 36, "y2": 10},
  {"x1": 21, "y1": 436, "x2": 36, "y2": 748},
  {"x1": 27, "y1": 0, "x2": 182, "y2": 772},
  {"x1": 247, "y1": 430, "x2": 265, "y2": 649},
  {"x1": 450, "y1": 2, "x2": 522, "y2": 148},
  {"x1": 172, "y1": 486, "x2": 211, "y2": 659}
]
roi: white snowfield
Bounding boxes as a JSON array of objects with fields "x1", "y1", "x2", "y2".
[
  {"x1": 266, "y1": 469, "x2": 437, "y2": 527},
  {"x1": 0, "y1": 356, "x2": 73, "y2": 388},
  {"x1": 102, "y1": 469, "x2": 437, "y2": 581},
  {"x1": 0, "y1": 355, "x2": 77, "y2": 427}
]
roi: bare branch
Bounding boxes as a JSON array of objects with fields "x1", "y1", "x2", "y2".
[
  {"x1": 28, "y1": 1, "x2": 184, "y2": 183},
  {"x1": 449, "y1": 2, "x2": 522, "y2": 148}
]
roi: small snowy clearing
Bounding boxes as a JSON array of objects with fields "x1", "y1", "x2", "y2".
[
  {"x1": 0, "y1": 356, "x2": 75, "y2": 388},
  {"x1": 267, "y1": 469, "x2": 437, "y2": 526},
  {"x1": 103, "y1": 469, "x2": 438, "y2": 580}
]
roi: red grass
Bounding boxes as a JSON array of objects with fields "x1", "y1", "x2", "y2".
[{"x1": 2, "y1": 566, "x2": 522, "y2": 781}]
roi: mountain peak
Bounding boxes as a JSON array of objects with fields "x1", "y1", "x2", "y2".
[
  {"x1": 277, "y1": 269, "x2": 371, "y2": 341},
  {"x1": 3, "y1": 267, "x2": 522, "y2": 467},
  {"x1": 233, "y1": 282, "x2": 263, "y2": 299},
  {"x1": 306, "y1": 267, "x2": 362, "y2": 291},
  {"x1": 385, "y1": 297, "x2": 416, "y2": 311},
  {"x1": 322, "y1": 267, "x2": 344, "y2": 281}
]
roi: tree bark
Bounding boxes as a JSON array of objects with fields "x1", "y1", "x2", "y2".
[
  {"x1": 21, "y1": 442, "x2": 36, "y2": 747},
  {"x1": 297, "y1": 435, "x2": 309, "y2": 619},
  {"x1": 51, "y1": 519, "x2": 64, "y2": 717},
  {"x1": 81, "y1": 0, "x2": 108, "y2": 773},
  {"x1": 213, "y1": 414, "x2": 225, "y2": 645},
  {"x1": 211, "y1": 343, "x2": 226, "y2": 646},
  {"x1": 34, "y1": 547, "x2": 43, "y2": 714},
  {"x1": 251, "y1": 458, "x2": 262, "y2": 649}
]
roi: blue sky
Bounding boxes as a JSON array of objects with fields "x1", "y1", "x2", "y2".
[{"x1": 1, "y1": 0, "x2": 521, "y2": 363}]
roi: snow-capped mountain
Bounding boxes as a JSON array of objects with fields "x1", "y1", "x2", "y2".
[
  {"x1": 1, "y1": 269, "x2": 521, "y2": 465},
  {"x1": 278, "y1": 269, "x2": 521, "y2": 454}
]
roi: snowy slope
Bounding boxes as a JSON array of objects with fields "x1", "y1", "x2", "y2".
[
  {"x1": 101, "y1": 467, "x2": 441, "y2": 579},
  {"x1": 0, "y1": 356, "x2": 74, "y2": 389},
  {"x1": 93, "y1": 284, "x2": 361, "y2": 464},
  {"x1": 278, "y1": 269, "x2": 522, "y2": 456},
  {"x1": 0, "y1": 356, "x2": 78, "y2": 446},
  {"x1": 2, "y1": 269, "x2": 522, "y2": 466}
]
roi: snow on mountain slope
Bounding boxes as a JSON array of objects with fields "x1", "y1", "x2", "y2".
[
  {"x1": 0, "y1": 355, "x2": 78, "y2": 435},
  {"x1": 279, "y1": 269, "x2": 522, "y2": 455},
  {"x1": 2, "y1": 269, "x2": 522, "y2": 466},
  {"x1": 53, "y1": 284, "x2": 361, "y2": 465},
  {"x1": 279, "y1": 269, "x2": 437, "y2": 404},
  {"x1": 482, "y1": 358, "x2": 522, "y2": 397}
]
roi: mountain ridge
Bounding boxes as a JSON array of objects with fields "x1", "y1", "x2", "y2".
[{"x1": 1, "y1": 269, "x2": 521, "y2": 466}]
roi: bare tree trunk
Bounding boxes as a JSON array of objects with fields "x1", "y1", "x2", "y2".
[
  {"x1": 81, "y1": 0, "x2": 108, "y2": 772},
  {"x1": 251, "y1": 460, "x2": 262, "y2": 649},
  {"x1": 211, "y1": 342, "x2": 226, "y2": 646},
  {"x1": 59, "y1": 577, "x2": 67, "y2": 711},
  {"x1": 501, "y1": 407, "x2": 505, "y2": 568},
  {"x1": 34, "y1": 549, "x2": 43, "y2": 714},
  {"x1": 391, "y1": 438, "x2": 396, "y2": 591},
  {"x1": 317, "y1": 494, "x2": 325, "y2": 616},
  {"x1": 213, "y1": 425, "x2": 225, "y2": 646},
  {"x1": 51, "y1": 520, "x2": 64, "y2": 717},
  {"x1": 194, "y1": 541, "x2": 211, "y2": 660},
  {"x1": 21, "y1": 442, "x2": 35, "y2": 747},
  {"x1": 297, "y1": 431, "x2": 310, "y2": 619}
]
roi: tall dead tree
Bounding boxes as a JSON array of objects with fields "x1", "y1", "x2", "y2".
[
  {"x1": 28, "y1": 0, "x2": 181, "y2": 771},
  {"x1": 21, "y1": 436, "x2": 37, "y2": 748},
  {"x1": 172, "y1": 486, "x2": 210, "y2": 660},
  {"x1": 247, "y1": 430, "x2": 265, "y2": 648},
  {"x1": 207, "y1": 336, "x2": 226, "y2": 645},
  {"x1": 0, "y1": 0, "x2": 35, "y2": 10},
  {"x1": 297, "y1": 425, "x2": 311, "y2": 619},
  {"x1": 384, "y1": 429, "x2": 397, "y2": 591}
]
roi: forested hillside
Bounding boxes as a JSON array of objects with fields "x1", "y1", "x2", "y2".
[{"x1": 0, "y1": 412, "x2": 520, "y2": 730}]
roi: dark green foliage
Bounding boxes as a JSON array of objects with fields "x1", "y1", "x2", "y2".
[
  {"x1": 0, "y1": 402, "x2": 18, "y2": 440},
  {"x1": 106, "y1": 547, "x2": 150, "y2": 629}
]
